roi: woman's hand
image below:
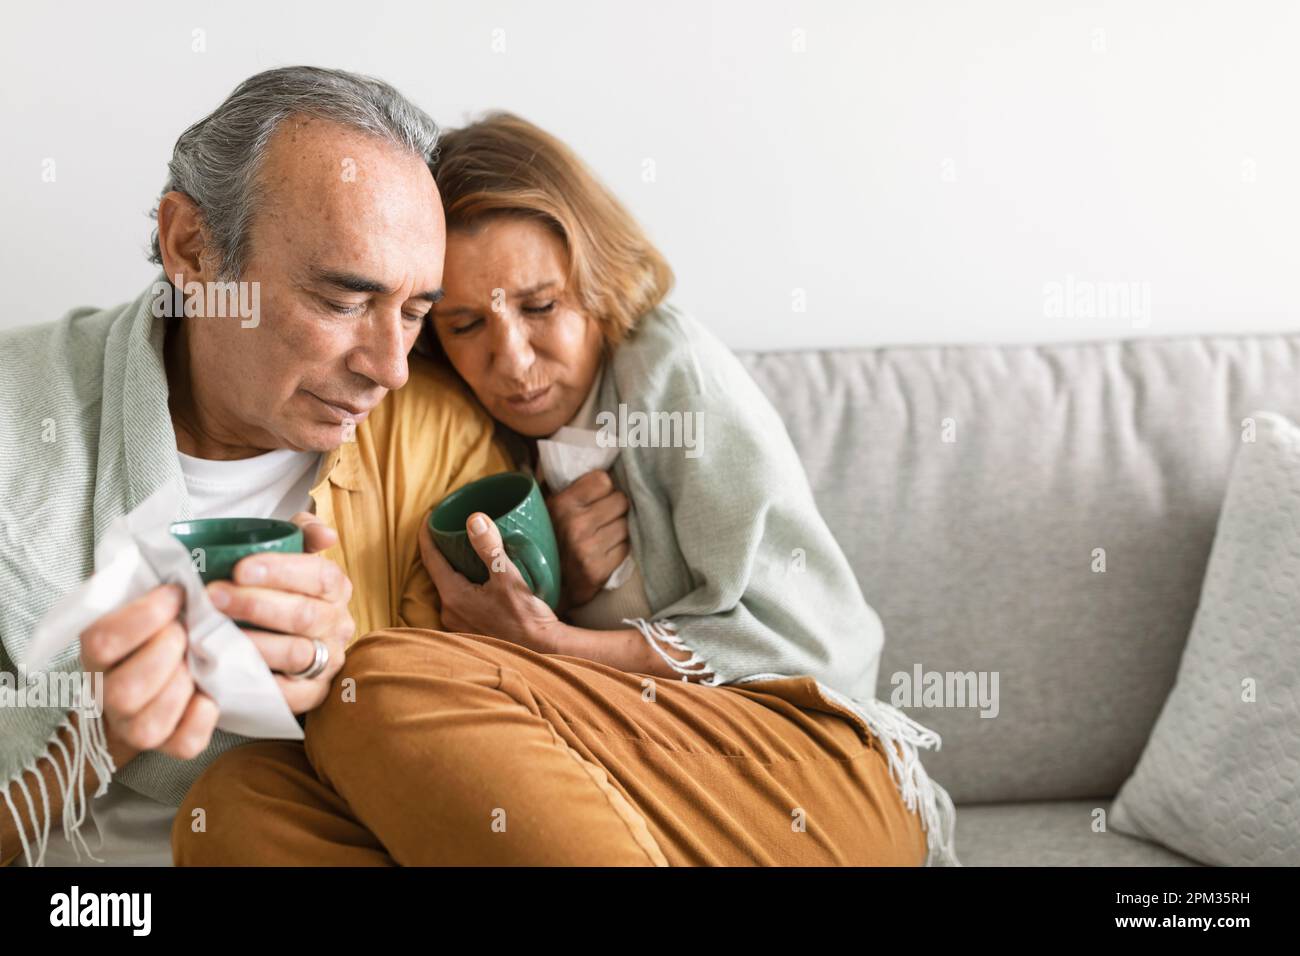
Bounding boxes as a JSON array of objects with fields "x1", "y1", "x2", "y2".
[
  {"x1": 418, "y1": 510, "x2": 561, "y2": 654},
  {"x1": 545, "y1": 470, "x2": 630, "y2": 611}
]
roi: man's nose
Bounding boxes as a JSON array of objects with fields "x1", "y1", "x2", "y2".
[
  {"x1": 491, "y1": 316, "x2": 536, "y2": 381},
  {"x1": 350, "y1": 309, "x2": 410, "y2": 392}
]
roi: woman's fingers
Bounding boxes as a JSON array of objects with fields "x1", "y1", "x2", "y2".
[
  {"x1": 587, "y1": 514, "x2": 630, "y2": 556},
  {"x1": 547, "y1": 469, "x2": 615, "y2": 522},
  {"x1": 584, "y1": 488, "x2": 630, "y2": 530},
  {"x1": 603, "y1": 540, "x2": 631, "y2": 568},
  {"x1": 465, "y1": 513, "x2": 528, "y2": 587},
  {"x1": 567, "y1": 469, "x2": 616, "y2": 505},
  {"x1": 419, "y1": 513, "x2": 467, "y2": 594},
  {"x1": 549, "y1": 476, "x2": 627, "y2": 552}
]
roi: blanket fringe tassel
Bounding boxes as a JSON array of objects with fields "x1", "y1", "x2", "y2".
[
  {"x1": 814, "y1": 684, "x2": 961, "y2": 866},
  {"x1": 0, "y1": 707, "x2": 115, "y2": 867}
]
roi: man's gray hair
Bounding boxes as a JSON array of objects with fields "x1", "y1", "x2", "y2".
[{"x1": 148, "y1": 65, "x2": 440, "y2": 279}]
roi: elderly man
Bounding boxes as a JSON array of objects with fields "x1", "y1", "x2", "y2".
[{"x1": 0, "y1": 67, "x2": 510, "y2": 866}]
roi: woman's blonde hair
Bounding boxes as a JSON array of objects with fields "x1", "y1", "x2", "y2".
[{"x1": 428, "y1": 111, "x2": 674, "y2": 348}]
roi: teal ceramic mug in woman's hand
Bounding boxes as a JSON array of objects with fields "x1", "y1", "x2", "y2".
[{"x1": 429, "y1": 472, "x2": 562, "y2": 610}]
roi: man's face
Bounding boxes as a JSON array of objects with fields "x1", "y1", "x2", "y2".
[{"x1": 182, "y1": 115, "x2": 445, "y2": 453}]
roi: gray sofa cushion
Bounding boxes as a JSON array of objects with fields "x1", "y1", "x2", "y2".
[
  {"x1": 1109, "y1": 410, "x2": 1300, "y2": 865},
  {"x1": 738, "y1": 333, "x2": 1300, "y2": 804},
  {"x1": 954, "y1": 801, "x2": 1201, "y2": 866}
]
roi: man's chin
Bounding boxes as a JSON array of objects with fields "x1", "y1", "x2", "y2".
[{"x1": 289, "y1": 421, "x2": 356, "y2": 453}]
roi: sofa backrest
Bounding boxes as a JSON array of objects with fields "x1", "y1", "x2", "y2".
[{"x1": 738, "y1": 332, "x2": 1300, "y2": 803}]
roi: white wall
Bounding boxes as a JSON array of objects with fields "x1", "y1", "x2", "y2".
[{"x1": 3, "y1": 0, "x2": 1298, "y2": 350}]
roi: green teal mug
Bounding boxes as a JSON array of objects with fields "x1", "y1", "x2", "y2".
[
  {"x1": 170, "y1": 517, "x2": 304, "y2": 584},
  {"x1": 429, "y1": 472, "x2": 562, "y2": 610}
]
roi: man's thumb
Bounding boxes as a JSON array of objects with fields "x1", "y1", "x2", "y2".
[{"x1": 290, "y1": 510, "x2": 337, "y2": 553}]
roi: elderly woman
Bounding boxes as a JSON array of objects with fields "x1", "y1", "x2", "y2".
[{"x1": 175, "y1": 113, "x2": 957, "y2": 867}]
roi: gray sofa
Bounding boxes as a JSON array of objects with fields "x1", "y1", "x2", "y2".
[{"x1": 738, "y1": 330, "x2": 1300, "y2": 866}]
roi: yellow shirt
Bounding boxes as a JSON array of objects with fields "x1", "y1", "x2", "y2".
[{"x1": 306, "y1": 354, "x2": 514, "y2": 642}]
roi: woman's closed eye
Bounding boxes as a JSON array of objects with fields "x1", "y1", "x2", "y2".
[
  {"x1": 448, "y1": 317, "x2": 483, "y2": 335},
  {"x1": 446, "y1": 302, "x2": 553, "y2": 335}
]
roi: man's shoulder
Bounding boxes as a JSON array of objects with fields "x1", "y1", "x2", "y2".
[
  {"x1": 0, "y1": 297, "x2": 134, "y2": 383},
  {"x1": 0, "y1": 305, "x2": 109, "y2": 364},
  {"x1": 0, "y1": 299, "x2": 129, "y2": 529},
  {"x1": 0, "y1": 299, "x2": 131, "y2": 451}
]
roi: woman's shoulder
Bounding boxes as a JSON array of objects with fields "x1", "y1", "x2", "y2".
[{"x1": 609, "y1": 300, "x2": 752, "y2": 405}]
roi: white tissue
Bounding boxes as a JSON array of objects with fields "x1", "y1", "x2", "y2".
[
  {"x1": 536, "y1": 426, "x2": 635, "y2": 590},
  {"x1": 23, "y1": 481, "x2": 304, "y2": 740}
]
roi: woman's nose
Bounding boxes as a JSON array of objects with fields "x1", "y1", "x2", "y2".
[{"x1": 490, "y1": 316, "x2": 536, "y2": 380}]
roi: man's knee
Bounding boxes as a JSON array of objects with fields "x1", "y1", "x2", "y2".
[
  {"x1": 172, "y1": 741, "x2": 309, "y2": 865},
  {"x1": 305, "y1": 630, "x2": 549, "y2": 796},
  {"x1": 311, "y1": 629, "x2": 504, "y2": 739},
  {"x1": 340, "y1": 628, "x2": 509, "y2": 680}
]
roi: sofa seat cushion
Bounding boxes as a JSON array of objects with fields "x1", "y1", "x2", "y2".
[{"x1": 952, "y1": 801, "x2": 1202, "y2": 866}]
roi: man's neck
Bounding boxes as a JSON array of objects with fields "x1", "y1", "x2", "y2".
[{"x1": 164, "y1": 319, "x2": 274, "y2": 461}]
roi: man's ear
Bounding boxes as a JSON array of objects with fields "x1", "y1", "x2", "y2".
[{"x1": 156, "y1": 190, "x2": 218, "y2": 287}]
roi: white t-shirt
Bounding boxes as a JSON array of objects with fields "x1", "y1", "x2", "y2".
[
  {"x1": 178, "y1": 447, "x2": 322, "y2": 524},
  {"x1": 22, "y1": 447, "x2": 321, "y2": 867}
]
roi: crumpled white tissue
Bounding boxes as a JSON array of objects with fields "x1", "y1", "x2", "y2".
[
  {"x1": 536, "y1": 425, "x2": 635, "y2": 590},
  {"x1": 22, "y1": 481, "x2": 304, "y2": 740}
]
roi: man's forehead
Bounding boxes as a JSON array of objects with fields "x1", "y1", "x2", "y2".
[
  {"x1": 265, "y1": 112, "x2": 417, "y2": 163},
  {"x1": 249, "y1": 117, "x2": 444, "y2": 287},
  {"x1": 306, "y1": 264, "x2": 444, "y2": 303},
  {"x1": 257, "y1": 116, "x2": 440, "y2": 219},
  {"x1": 266, "y1": 218, "x2": 444, "y2": 299}
]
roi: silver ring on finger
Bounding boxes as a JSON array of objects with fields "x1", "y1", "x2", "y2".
[{"x1": 286, "y1": 638, "x2": 330, "y2": 681}]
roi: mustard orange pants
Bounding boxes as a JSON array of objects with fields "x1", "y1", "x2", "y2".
[{"x1": 172, "y1": 628, "x2": 928, "y2": 866}]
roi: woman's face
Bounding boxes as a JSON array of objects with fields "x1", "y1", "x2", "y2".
[{"x1": 431, "y1": 216, "x2": 606, "y2": 438}]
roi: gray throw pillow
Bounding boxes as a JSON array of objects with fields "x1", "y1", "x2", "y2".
[{"x1": 1109, "y1": 409, "x2": 1300, "y2": 865}]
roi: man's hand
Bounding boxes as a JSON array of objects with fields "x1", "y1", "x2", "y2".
[
  {"x1": 205, "y1": 512, "x2": 353, "y2": 714},
  {"x1": 418, "y1": 510, "x2": 561, "y2": 653},
  {"x1": 80, "y1": 583, "x2": 219, "y2": 769},
  {"x1": 545, "y1": 470, "x2": 630, "y2": 610}
]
